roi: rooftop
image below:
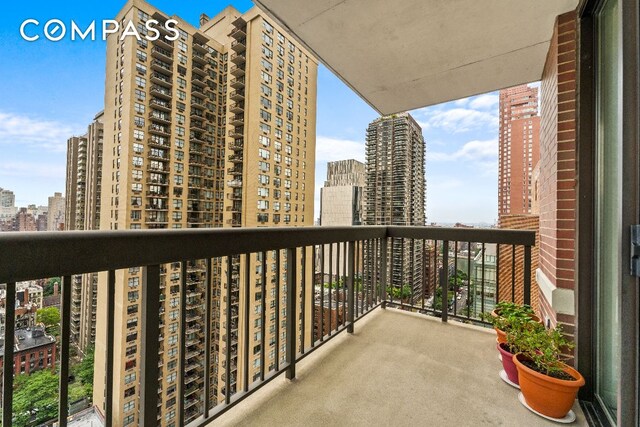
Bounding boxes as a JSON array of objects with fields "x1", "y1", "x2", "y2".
[{"x1": 0, "y1": 327, "x2": 55, "y2": 354}]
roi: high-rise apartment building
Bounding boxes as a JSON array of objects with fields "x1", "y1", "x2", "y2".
[
  {"x1": 498, "y1": 84, "x2": 540, "y2": 216},
  {"x1": 364, "y1": 113, "x2": 425, "y2": 299},
  {"x1": 65, "y1": 112, "x2": 104, "y2": 351},
  {"x1": 47, "y1": 192, "x2": 65, "y2": 231},
  {"x1": 93, "y1": 1, "x2": 316, "y2": 424},
  {"x1": 320, "y1": 159, "x2": 365, "y2": 226},
  {"x1": 0, "y1": 188, "x2": 16, "y2": 220},
  {"x1": 320, "y1": 159, "x2": 365, "y2": 274}
]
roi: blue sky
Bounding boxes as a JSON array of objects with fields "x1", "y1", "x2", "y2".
[{"x1": 1, "y1": 0, "x2": 506, "y2": 224}]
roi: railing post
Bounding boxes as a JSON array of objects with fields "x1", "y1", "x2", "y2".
[
  {"x1": 285, "y1": 248, "x2": 297, "y2": 380},
  {"x1": 441, "y1": 241, "x2": 449, "y2": 322},
  {"x1": 523, "y1": 245, "x2": 532, "y2": 306},
  {"x1": 347, "y1": 241, "x2": 355, "y2": 333},
  {"x1": 380, "y1": 237, "x2": 388, "y2": 309},
  {"x1": 2, "y1": 282, "x2": 16, "y2": 427},
  {"x1": 105, "y1": 270, "x2": 116, "y2": 427},
  {"x1": 140, "y1": 265, "x2": 161, "y2": 427},
  {"x1": 58, "y1": 275, "x2": 72, "y2": 427}
]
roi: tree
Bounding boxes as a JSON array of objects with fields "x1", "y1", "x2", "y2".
[
  {"x1": 43, "y1": 277, "x2": 60, "y2": 297},
  {"x1": 36, "y1": 307, "x2": 60, "y2": 327},
  {"x1": 36, "y1": 307, "x2": 60, "y2": 336},
  {"x1": 13, "y1": 369, "x2": 59, "y2": 425},
  {"x1": 387, "y1": 284, "x2": 412, "y2": 301},
  {"x1": 73, "y1": 346, "x2": 95, "y2": 398}
]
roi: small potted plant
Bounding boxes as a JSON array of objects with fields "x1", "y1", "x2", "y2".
[
  {"x1": 498, "y1": 316, "x2": 544, "y2": 387},
  {"x1": 513, "y1": 325, "x2": 585, "y2": 419},
  {"x1": 482, "y1": 302, "x2": 539, "y2": 343}
]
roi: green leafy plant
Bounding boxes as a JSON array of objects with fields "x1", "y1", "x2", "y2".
[
  {"x1": 514, "y1": 324, "x2": 575, "y2": 378},
  {"x1": 387, "y1": 284, "x2": 412, "y2": 300},
  {"x1": 503, "y1": 315, "x2": 544, "y2": 354},
  {"x1": 480, "y1": 301, "x2": 535, "y2": 332}
]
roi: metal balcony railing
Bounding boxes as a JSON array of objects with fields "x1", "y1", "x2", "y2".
[{"x1": 0, "y1": 226, "x2": 534, "y2": 426}]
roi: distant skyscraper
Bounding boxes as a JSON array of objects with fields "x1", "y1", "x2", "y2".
[
  {"x1": 65, "y1": 111, "x2": 104, "y2": 352},
  {"x1": 320, "y1": 159, "x2": 365, "y2": 226},
  {"x1": 498, "y1": 84, "x2": 540, "y2": 216},
  {"x1": 364, "y1": 113, "x2": 425, "y2": 299},
  {"x1": 47, "y1": 192, "x2": 65, "y2": 231},
  {"x1": 0, "y1": 188, "x2": 16, "y2": 220}
]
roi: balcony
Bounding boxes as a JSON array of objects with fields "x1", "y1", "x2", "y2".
[
  {"x1": 0, "y1": 226, "x2": 551, "y2": 425},
  {"x1": 219, "y1": 308, "x2": 587, "y2": 426}
]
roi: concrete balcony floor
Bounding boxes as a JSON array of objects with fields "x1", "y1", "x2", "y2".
[{"x1": 219, "y1": 308, "x2": 587, "y2": 426}]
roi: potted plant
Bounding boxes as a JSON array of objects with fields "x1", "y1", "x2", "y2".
[
  {"x1": 498, "y1": 316, "x2": 544, "y2": 387},
  {"x1": 513, "y1": 325, "x2": 585, "y2": 419},
  {"x1": 482, "y1": 302, "x2": 539, "y2": 343}
]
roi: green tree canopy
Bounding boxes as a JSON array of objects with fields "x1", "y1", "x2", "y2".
[
  {"x1": 36, "y1": 307, "x2": 60, "y2": 327},
  {"x1": 13, "y1": 369, "x2": 59, "y2": 425},
  {"x1": 43, "y1": 277, "x2": 61, "y2": 297}
]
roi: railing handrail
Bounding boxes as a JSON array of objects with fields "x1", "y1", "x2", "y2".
[{"x1": 0, "y1": 226, "x2": 534, "y2": 284}]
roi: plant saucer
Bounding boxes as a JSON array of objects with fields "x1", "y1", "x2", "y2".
[{"x1": 518, "y1": 392, "x2": 576, "y2": 424}]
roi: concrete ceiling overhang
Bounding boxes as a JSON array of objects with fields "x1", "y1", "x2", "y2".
[{"x1": 253, "y1": 0, "x2": 579, "y2": 114}]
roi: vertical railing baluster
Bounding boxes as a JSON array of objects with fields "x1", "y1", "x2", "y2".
[
  {"x1": 178, "y1": 261, "x2": 187, "y2": 427},
  {"x1": 441, "y1": 241, "x2": 449, "y2": 322},
  {"x1": 285, "y1": 248, "x2": 297, "y2": 379},
  {"x1": 260, "y1": 252, "x2": 266, "y2": 381},
  {"x1": 275, "y1": 251, "x2": 280, "y2": 371},
  {"x1": 58, "y1": 275, "x2": 72, "y2": 427},
  {"x1": 300, "y1": 247, "x2": 306, "y2": 354},
  {"x1": 481, "y1": 244, "x2": 486, "y2": 316},
  {"x1": 453, "y1": 242, "x2": 458, "y2": 316},
  {"x1": 524, "y1": 245, "x2": 532, "y2": 306},
  {"x1": 373, "y1": 239, "x2": 378, "y2": 306},
  {"x1": 511, "y1": 244, "x2": 516, "y2": 302},
  {"x1": 496, "y1": 244, "x2": 501, "y2": 305},
  {"x1": 422, "y1": 240, "x2": 426, "y2": 311},
  {"x1": 2, "y1": 281, "x2": 16, "y2": 427},
  {"x1": 335, "y1": 243, "x2": 340, "y2": 332},
  {"x1": 320, "y1": 245, "x2": 324, "y2": 341},
  {"x1": 243, "y1": 253, "x2": 250, "y2": 391},
  {"x1": 106, "y1": 270, "x2": 116, "y2": 427},
  {"x1": 225, "y1": 257, "x2": 232, "y2": 405},
  {"x1": 466, "y1": 244, "x2": 471, "y2": 319},
  {"x1": 357, "y1": 241, "x2": 362, "y2": 316},
  {"x1": 204, "y1": 259, "x2": 212, "y2": 417},
  {"x1": 328, "y1": 243, "x2": 333, "y2": 335},
  {"x1": 343, "y1": 241, "x2": 348, "y2": 323},
  {"x1": 380, "y1": 238, "x2": 388, "y2": 308},
  {"x1": 140, "y1": 265, "x2": 161, "y2": 426},
  {"x1": 347, "y1": 241, "x2": 355, "y2": 333}
]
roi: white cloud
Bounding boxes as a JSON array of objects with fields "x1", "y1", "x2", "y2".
[
  {"x1": 315, "y1": 136, "x2": 365, "y2": 163},
  {"x1": 430, "y1": 139, "x2": 497, "y2": 162},
  {"x1": 0, "y1": 111, "x2": 82, "y2": 152},
  {"x1": 454, "y1": 98, "x2": 469, "y2": 107},
  {"x1": 0, "y1": 161, "x2": 66, "y2": 178},
  {"x1": 468, "y1": 94, "x2": 499, "y2": 110},
  {"x1": 420, "y1": 108, "x2": 498, "y2": 133}
]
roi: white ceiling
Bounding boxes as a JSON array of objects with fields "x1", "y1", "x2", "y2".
[{"x1": 253, "y1": 0, "x2": 579, "y2": 115}]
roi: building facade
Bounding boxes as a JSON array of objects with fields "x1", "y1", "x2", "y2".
[
  {"x1": 0, "y1": 188, "x2": 16, "y2": 220},
  {"x1": 363, "y1": 113, "x2": 425, "y2": 300},
  {"x1": 47, "y1": 192, "x2": 65, "y2": 231},
  {"x1": 93, "y1": 1, "x2": 317, "y2": 424},
  {"x1": 320, "y1": 159, "x2": 365, "y2": 226},
  {"x1": 65, "y1": 112, "x2": 105, "y2": 352},
  {"x1": 498, "y1": 84, "x2": 541, "y2": 216},
  {"x1": 0, "y1": 327, "x2": 56, "y2": 376}
]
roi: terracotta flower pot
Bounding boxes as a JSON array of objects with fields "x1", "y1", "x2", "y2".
[
  {"x1": 513, "y1": 354, "x2": 585, "y2": 419},
  {"x1": 497, "y1": 342, "x2": 519, "y2": 385}
]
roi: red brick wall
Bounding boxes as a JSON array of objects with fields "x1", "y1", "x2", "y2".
[
  {"x1": 497, "y1": 215, "x2": 540, "y2": 313},
  {"x1": 538, "y1": 11, "x2": 577, "y2": 343}
]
